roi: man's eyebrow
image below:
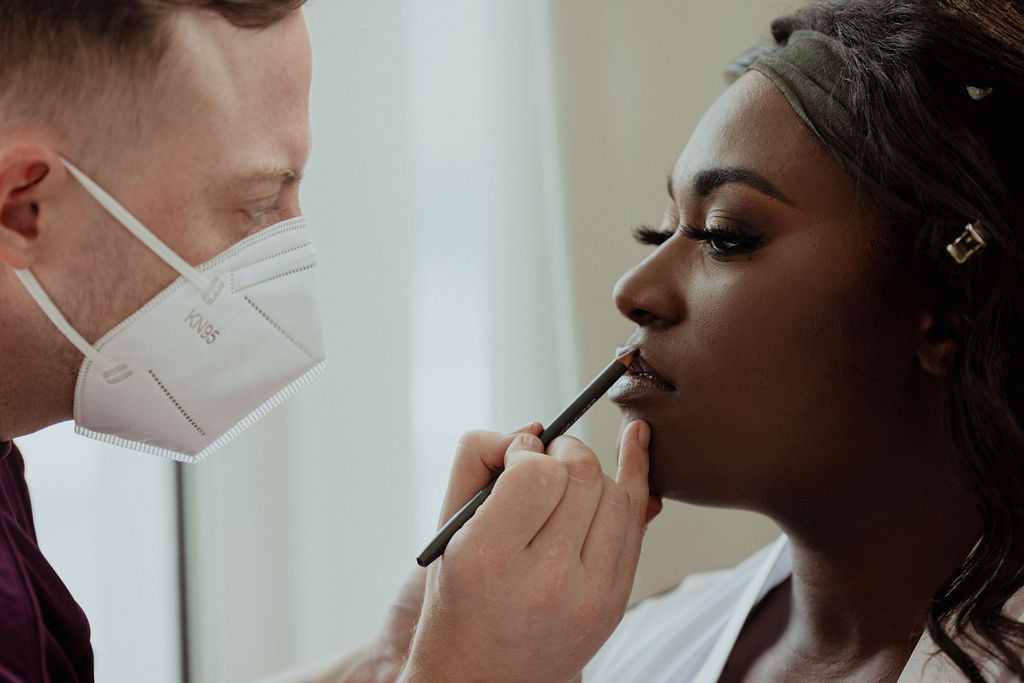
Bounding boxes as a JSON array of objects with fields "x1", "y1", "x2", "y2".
[
  {"x1": 690, "y1": 166, "x2": 796, "y2": 206},
  {"x1": 228, "y1": 166, "x2": 304, "y2": 190}
]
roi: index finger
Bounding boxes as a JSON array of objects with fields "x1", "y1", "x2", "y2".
[
  {"x1": 612, "y1": 420, "x2": 654, "y2": 581},
  {"x1": 579, "y1": 420, "x2": 651, "y2": 573},
  {"x1": 439, "y1": 424, "x2": 542, "y2": 525}
]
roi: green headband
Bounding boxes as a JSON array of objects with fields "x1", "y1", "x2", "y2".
[{"x1": 749, "y1": 29, "x2": 918, "y2": 214}]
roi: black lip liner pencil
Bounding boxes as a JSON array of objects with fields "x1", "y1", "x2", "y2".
[{"x1": 416, "y1": 347, "x2": 638, "y2": 567}]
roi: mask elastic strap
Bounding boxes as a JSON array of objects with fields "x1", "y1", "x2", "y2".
[
  {"x1": 59, "y1": 156, "x2": 212, "y2": 293},
  {"x1": 14, "y1": 269, "x2": 117, "y2": 369}
]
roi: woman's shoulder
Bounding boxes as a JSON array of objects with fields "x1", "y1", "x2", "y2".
[
  {"x1": 584, "y1": 535, "x2": 789, "y2": 683},
  {"x1": 633, "y1": 535, "x2": 788, "y2": 620}
]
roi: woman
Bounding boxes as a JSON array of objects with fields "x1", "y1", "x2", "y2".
[{"x1": 585, "y1": 0, "x2": 1024, "y2": 680}]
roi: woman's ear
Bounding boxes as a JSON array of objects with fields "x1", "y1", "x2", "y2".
[
  {"x1": 915, "y1": 307, "x2": 970, "y2": 377},
  {"x1": 0, "y1": 145, "x2": 65, "y2": 270}
]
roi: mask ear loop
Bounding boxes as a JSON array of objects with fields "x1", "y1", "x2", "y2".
[
  {"x1": 14, "y1": 268, "x2": 127, "y2": 378},
  {"x1": 59, "y1": 157, "x2": 214, "y2": 295},
  {"x1": 12, "y1": 157, "x2": 219, "y2": 381}
]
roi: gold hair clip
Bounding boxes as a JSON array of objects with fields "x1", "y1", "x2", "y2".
[{"x1": 947, "y1": 222, "x2": 986, "y2": 264}]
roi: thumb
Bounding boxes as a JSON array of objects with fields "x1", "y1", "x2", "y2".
[
  {"x1": 504, "y1": 429, "x2": 545, "y2": 463},
  {"x1": 440, "y1": 423, "x2": 544, "y2": 525}
]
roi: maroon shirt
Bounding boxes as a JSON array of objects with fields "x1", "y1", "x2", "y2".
[{"x1": 0, "y1": 442, "x2": 93, "y2": 682}]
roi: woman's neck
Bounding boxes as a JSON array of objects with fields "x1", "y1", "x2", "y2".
[
  {"x1": 776, "y1": 461, "x2": 981, "y2": 676},
  {"x1": 722, "y1": 425, "x2": 983, "y2": 681}
]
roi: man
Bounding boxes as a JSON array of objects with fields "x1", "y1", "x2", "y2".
[{"x1": 0, "y1": 2, "x2": 654, "y2": 680}]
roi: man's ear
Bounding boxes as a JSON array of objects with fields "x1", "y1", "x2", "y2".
[
  {"x1": 0, "y1": 145, "x2": 66, "y2": 270},
  {"x1": 915, "y1": 307, "x2": 970, "y2": 377}
]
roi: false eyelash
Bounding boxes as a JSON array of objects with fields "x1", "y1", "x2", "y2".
[
  {"x1": 632, "y1": 222, "x2": 764, "y2": 258},
  {"x1": 633, "y1": 224, "x2": 674, "y2": 245}
]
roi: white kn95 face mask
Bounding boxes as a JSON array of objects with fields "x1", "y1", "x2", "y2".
[{"x1": 14, "y1": 157, "x2": 327, "y2": 462}]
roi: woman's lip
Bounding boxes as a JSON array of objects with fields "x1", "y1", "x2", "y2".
[
  {"x1": 626, "y1": 354, "x2": 675, "y2": 389},
  {"x1": 609, "y1": 373, "x2": 675, "y2": 403},
  {"x1": 609, "y1": 354, "x2": 675, "y2": 403}
]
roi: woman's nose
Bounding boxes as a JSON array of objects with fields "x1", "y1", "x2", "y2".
[{"x1": 613, "y1": 249, "x2": 683, "y2": 328}]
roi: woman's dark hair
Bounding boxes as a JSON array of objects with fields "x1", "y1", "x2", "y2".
[{"x1": 743, "y1": 0, "x2": 1024, "y2": 678}]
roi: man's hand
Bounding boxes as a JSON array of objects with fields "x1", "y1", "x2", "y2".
[{"x1": 399, "y1": 420, "x2": 659, "y2": 682}]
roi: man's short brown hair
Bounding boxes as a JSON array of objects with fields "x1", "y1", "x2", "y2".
[
  {"x1": 0, "y1": 0, "x2": 309, "y2": 154},
  {"x1": 156, "y1": 1, "x2": 310, "y2": 28}
]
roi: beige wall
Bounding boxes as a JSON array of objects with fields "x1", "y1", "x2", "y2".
[{"x1": 546, "y1": 0, "x2": 796, "y2": 601}]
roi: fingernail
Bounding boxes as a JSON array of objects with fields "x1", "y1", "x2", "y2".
[
  {"x1": 512, "y1": 432, "x2": 543, "y2": 452},
  {"x1": 511, "y1": 421, "x2": 541, "y2": 434},
  {"x1": 634, "y1": 420, "x2": 650, "y2": 450}
]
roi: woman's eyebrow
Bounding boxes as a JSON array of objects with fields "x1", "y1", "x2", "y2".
[{"x1": 689, "y1": 166, "x2": 796, "y2": 206}]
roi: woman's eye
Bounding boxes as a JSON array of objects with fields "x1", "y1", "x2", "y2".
[
  {"x1": 632, "y1": 222, "x2": 763, "y2": 258},
  {"x1": 681, "y1": 223, "x2": 762, "y2": 258}
]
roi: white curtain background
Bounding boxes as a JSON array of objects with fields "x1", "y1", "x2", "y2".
[
  {"x1": 404, "y1": 0, "x2": 578, "y2": 545},
  {"x1": 15, "y1": 1, "x2": 789, "y2": 681}
]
